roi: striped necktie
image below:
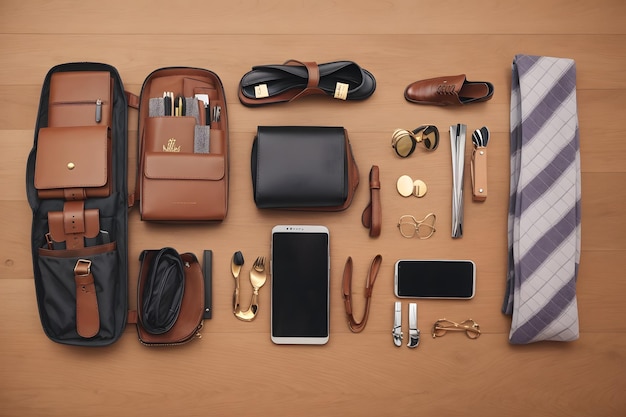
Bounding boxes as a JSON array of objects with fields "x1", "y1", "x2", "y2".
[{"x1": 503, "y1": 55, "x2": 581, "y2": 344}]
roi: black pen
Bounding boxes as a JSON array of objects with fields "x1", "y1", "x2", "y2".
[{"x1": 163, "y1": 92, "x2": 171, "y2": 117}]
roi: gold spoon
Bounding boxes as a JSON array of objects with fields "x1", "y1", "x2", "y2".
[{"x1": 231, "y1": 251, "x2": 244, "y2": 315}]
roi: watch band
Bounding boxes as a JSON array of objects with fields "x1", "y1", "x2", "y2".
[{"x1": 361, "y1": 165, "x2": 382, "y2": 237}]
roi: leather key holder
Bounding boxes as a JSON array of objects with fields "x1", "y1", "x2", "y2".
[
  {"x1": 361, "y1": 165, "x2": 381, "y2": 237},
  {"x1": 471, "y1": 146, "x2": 488, "y2": 201},
  {"x1": 74, "y1": 259, "x2": 100, "y2": 338}
]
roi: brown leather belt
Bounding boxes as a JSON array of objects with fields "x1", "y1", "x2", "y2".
[
  {"x1": 361, "y1": 165, "x2": 381, "y2": 237},
  {"x1": 342, "y1": 254, "x2": 383, "y2": 333}
]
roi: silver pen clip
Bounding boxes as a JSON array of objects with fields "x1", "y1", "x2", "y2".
[
  {"x1": 407, "y1": 303, "x2": 420, "y2": 348},
  {"x1": 393, "y1": 302, "x2": 403, "y2": 347}
]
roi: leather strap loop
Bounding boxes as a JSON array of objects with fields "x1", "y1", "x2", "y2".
[
  {"x1": 74, "y1": 259, "x2": 100, "y2": 338},
  {"x1": 342, "y1": 254, "x2": 383, "y2": 333},
  {"x1": 285, "y1": 60, "x2": 325, "y2": 101},
  {"x1": 125, "y1": 90, "x2": 140, "y2": 109},
  {"x1": 361, "y1": 165, "x2": 382, "y2": 237},
  {"x1": 47, "y1": 201, "x2": 100, "y2": 250}
]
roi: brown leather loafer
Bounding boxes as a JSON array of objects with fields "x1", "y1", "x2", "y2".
[{"x1": 404, "y1": 74, "x2": 494, "y2": 106}]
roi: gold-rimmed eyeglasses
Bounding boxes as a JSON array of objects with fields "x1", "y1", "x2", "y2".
[
  {"x1": 432, "y1": 318, "x2": 481, "y2": 339},
  {"x1": 397, "y1": 213, "x2": 436, "y2": 239},
  {"x1": 391, "y1": 125, "x2": 440, "y2": 158}
]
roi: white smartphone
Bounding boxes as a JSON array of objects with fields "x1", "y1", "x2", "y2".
[
  {"x1": 394, "y1": 260, "x2": 476, "y2": 299},
  {"x1": 270, "y1": 225, "x2": 330, "y2": 345}
]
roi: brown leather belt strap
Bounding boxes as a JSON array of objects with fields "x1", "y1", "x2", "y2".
[
  {"x1": 342, "y1": 254, "x2": 383, "y2": 333},
  {"x1": 74, "y1": 259, "x2": 100, "y2": 338},
  {"x1": 47, "y1": 202, "x2": 100, "y2": 250},
  {"x1": 361, "y1": 165, "x2": 382, "y2": 237},
  {"x1": 285, "y1": 60, "x2": 325, "y2": 101}
]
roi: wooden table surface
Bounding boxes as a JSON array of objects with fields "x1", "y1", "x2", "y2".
[{"x1": 1, "y1": 1, "x2": 625, "y2": 416}]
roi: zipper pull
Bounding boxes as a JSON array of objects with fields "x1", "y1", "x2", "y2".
[{"x1": 95, "y1": 99, "x2": 102, "y2": 123}]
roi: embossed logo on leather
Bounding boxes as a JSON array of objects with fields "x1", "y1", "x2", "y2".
[{"x1": 163, "y1": 138, "x2": 181, "y2": 152}]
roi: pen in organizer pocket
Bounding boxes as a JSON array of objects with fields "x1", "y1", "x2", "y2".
[
  {"x1": 174, "y1": 95, "x2": 185, "y2": 116},
  {"x1": 163, "y1": 92, "x2": 171, "y2": 116},
  {"x1": 195, "y1": 94, "x2": 210, "y2": 126},
  {"x1": 193, "y1": 94, "x2": 211, "y2": 153}
]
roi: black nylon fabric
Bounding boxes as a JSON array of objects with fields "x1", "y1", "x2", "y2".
[{"x1": 141, "y1": 247, "x2": 185, "y2": 335}]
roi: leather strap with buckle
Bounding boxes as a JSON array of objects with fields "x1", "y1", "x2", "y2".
[
  {"x1": 342, "y1": 254, "x2": 382, "y2": 333},
  {"x1": 361, "y1": 165, "x2": 381, "y2": 237},
  {"x1": 47, "y1": 201, "x2": 100, "y2": 250},
  {"x1": 74, "y1": 259, "x2": 100, "y2": 338}
]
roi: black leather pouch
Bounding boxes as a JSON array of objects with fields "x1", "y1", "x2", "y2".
[
  {"x1": 251, "y1": 126, "x2": 359, "y2": 210},
  {"x1": 140, "y1": 247, "x2": 185, "y2": 335}
]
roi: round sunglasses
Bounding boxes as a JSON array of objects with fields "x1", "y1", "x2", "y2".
[{"x1": 391, "y1": 125, "x2": 440, "y2": 157}]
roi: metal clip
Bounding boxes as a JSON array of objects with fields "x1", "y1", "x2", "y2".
[
  {"x1": 407, "y1": 303, "x2": 420, "y2": 348},
  {"x1": 392, "y1": 302, "x2": 403, "y2": 347},
  {"x1": 95, "y1": 99, "x2": 102, "y2": 123}
]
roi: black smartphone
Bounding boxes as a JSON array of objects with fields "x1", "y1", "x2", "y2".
[
  {"x1": 270, "y1": 225, "x2": 330, "y2": 345},
  {"x1": 394, "y1": 260, "x2": 475, "y2": 299}
]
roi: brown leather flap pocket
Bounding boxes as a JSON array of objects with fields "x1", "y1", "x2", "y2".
[
  {"x1": 48, "y1": 71, "x2": 112, "y2": 127},
  {"x1": 144, "y1": 152, "x2": 225, "y2": 181},
  {"x1": 35, "y1": 126, "x2": 111, "y2": 192}
]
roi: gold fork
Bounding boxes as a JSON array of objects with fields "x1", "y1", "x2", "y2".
[
  {"x1": 235, "y1": 256, "x2": 267, "y2": 321},
  {"x1": 248, "y1": 257, "x2": 267, "y2": 315}
]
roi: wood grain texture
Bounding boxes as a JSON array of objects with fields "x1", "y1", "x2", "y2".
[{"x1": 1, "y1": 1, "x2": 625, "y2": 416}]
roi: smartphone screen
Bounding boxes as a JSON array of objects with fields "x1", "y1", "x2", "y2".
[
  {"x1": 271, "y1": 225, "x2": 330, "y2": 344},
  {"x1": 394, "y1": 260, "x2": 475, "y2": 299}
]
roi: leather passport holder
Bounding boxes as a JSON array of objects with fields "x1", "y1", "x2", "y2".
[
  {"x1": 35, "y1": 125, "x2": 111, "y2": 199},
  {"x1": 48, "y1": 71, "x2": 112, "y2": 127},
  {"x1": 251, "y1": 126, "x2": 359, "y2": 210}
]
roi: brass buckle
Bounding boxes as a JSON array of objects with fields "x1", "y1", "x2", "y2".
[{"x1": 73, "y1": 259, "x2": 92, "y2": 276}]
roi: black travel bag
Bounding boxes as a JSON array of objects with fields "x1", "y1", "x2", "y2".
[{"x1": 25, "y1": 62, "x2": 130, "y2": 346}]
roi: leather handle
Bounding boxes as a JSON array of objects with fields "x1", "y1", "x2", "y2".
[
  {"x1": 471, "y1": 147, "x2": 488, "y2": 201},
  {"x1": 342, "y1": 254, "x2": 383, "y2": 333},
  {"x1": 361, "y1": 165, "x2": 382, "y2": 237},
  {"x1": 74, "y1": 259, "x2": 100, "y2": 338}
]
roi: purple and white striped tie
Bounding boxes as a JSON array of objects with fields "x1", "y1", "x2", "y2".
[{"x1": 503, "y1": 55, "x2": 581, "y2": 344}]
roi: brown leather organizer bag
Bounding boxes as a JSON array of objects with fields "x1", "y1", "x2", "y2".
[{"x1": 137, "y1": 67, "x2": 229, "y2": 221}]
